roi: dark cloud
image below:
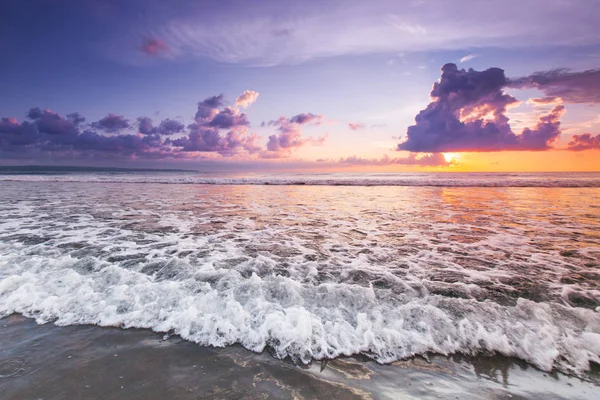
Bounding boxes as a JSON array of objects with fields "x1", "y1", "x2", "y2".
[
  {"x1": 137, "y1": 117, "x2": 185, "y2": 135},
  {"x1": 509, "y1": 68, "x2": 600, "y2": 104},
  {"x1": 348, "y1": 122, "x2": 365, "y2": 131},
  {"x1": 93, "y1": 113, "x2": 131, "y2": 132},
  {"x1": 158, "y1": 118, "x2": 185, "y2": 135},
  {"x1": 1, "y1": 93, "x2": 324, "y2": 161},
  {"x1": 398, "y1": 63, "x2": 564, "y2": 152},
  {"x1": 0, "y1": 109, "x2": 175, "y2": 159},
  {"x1": 289, "y1": 113, "x2": 323, "y2": 125},
  {"x1": 141, "y1": 38, "x2": 169, "y2": 56},
  {"x1": 137, "y1": 116, "x2": 155, "y2": 135},
  {"x1": 195, "y1": 95, "x2": 224, "y2": 121},
  {"x1": 567, "y1": 133, "x2": 600, "y2": 151},
  {"x1": 0, "y1": 118, "x2": 38, "y2": 149},
  {"x1": 339, "y1": 153, "x2": 452, "y2": 167},
  {"x1": 27, "y1": 108, "x2": 81, "y2": 136},
  {"x1": 26, "y1": 108, "x2": 44, "y2": 120},
  {"x1": 208, "y1": 108, "x2": 250, "y2": 129}
]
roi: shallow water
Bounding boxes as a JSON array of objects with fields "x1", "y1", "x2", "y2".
[
  {"x1": 1, "y1": 175, "x2": 599, "y2": 378},
  {"x1": 1, "y1": 314, "x2": 599, "y2": 400}
]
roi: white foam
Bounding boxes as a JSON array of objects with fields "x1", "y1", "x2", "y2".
[
  {"x1": 1, "y1": 172, "x2": 600, "y2": 187},
  {"x1": 1, "y1": 180, "x2": 599, "y2": 377},
  {"x1": 1, "y1": 252, "x2": 599, "y2": 376}
]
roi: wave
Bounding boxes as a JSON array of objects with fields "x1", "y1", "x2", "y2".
[
  {"x1": 1, "y1": 254, "x2": 599, "y2": 377},
  {"x1": 1, "y1": 174, "x2": 600, "y2": 187},
  {"x1": 1, "y1": 176, "x2": 599, "y2": 378}
]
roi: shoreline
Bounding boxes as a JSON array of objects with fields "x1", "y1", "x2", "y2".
[{"x1": 1, "y1": 314, "x2": 598, "y2": 400}]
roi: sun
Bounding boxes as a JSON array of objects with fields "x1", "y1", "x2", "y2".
[{"x1": 443, "y1": 153, "x2": 461, "y2": 163}]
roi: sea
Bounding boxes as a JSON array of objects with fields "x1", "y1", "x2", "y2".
[{"x1": 1, "y1": 168, "x2": 599, "y2": 383}]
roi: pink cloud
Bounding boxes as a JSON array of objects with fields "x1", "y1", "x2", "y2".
[
  {"x1": 141, "y1": 38, "x2": 169, "y2": 56},
  {"x1": 339, "y1": 153, "x2": 452, "y2": 167},
  {"x1": 567, "y1": 133, "x2": 600, "y2": 151},
  {"x1": 235, "y1": 90, "x2": 259, "y2": 108},
  {"x1": 262, "y1": 113, "x2": 327, "y2": 158},
  {"x1": 348, "y1": 122, "x2": 365, "y2": 131}
]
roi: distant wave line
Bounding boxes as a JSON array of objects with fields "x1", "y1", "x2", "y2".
[{"x1": 1, "y1": 176, "x2": 600, "y2": 187}]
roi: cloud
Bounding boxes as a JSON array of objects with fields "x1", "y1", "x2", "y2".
[
  {"x1": 4, "y1": 93, "x2": 335, "y2": 161},
  {"x1": 527, "y1": 96, "x2": 562, "y2": 106},
  {"x1": 235, "y1": 90, "x2": 259, "y2": 108},
  {"x1": 509, "y1": 68, "x2": 600, "y2": 104},
  {"x1": 173, "y1": 95, "x2": 258, "y2": 156},
  {"x1": 137, "y1": 116, "x2": 154, "y2": 135},
  {"x1": 0, "y1": 94, "x2": 261, "y2": 159},
  {"x1": 137, "y1": 117, "x2": 185, "y2": 135},
  {"x1": 289, "y1": 113, "x2": 323, "y2": 125},
  {"x1": 348, "y1": 122, "x2": 365, "y2": 131},
  {"x1": 93, "y1": 113, "x2": 131, "y2": 132},
  {"x1": 459, "y1": 54, "x2": 477, "y2": 63},
  {"x1": 567, "y1": 133, "x2": 600, "y2": 151},
  {"x1": 208, "y1": 107, "x2": 250, "y2": 129},
  {"x1": 195, "y1": 95, "x2": 224, "y2": 121},
  {"x1": 171, "y1": 124, "x2": 260, "y2": 156},
  {"x1": 339, "y1": 153, "x2": 453, "y2": 167},
  {"x1": 0, "y1": 109, "x2": 176, "y2": 159},
  {"x1": 158, "y1": 119, "x2": 185, "y2": 135},
  {"x1": 145, "y1": 0, "x2": 598, "y2": 65},
  {"x1": 141, "y1": 38, "x2": 169, "y2": 56},
  {"x1": 262, "y1": 114, "x2": 327, "y2": 158},
  {"x1": 27, "y1": 108, "x2": 83, "y2": 136},
  {"x1": 398, "y1": 63, "x2": 566, "y2": 152}
]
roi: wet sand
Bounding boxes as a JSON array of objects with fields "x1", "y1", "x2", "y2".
[{"x1": 1, "y1": 314, "x2": 598, "y2": 399}]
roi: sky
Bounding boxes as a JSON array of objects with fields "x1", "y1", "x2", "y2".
[{"x1": 1, "y1": 0, "x2": 599, "y2": 172}]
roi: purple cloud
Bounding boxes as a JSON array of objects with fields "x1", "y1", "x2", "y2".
[
  {"x1": 348, "y1": 122, "x2": 365, "y2": 131},
  {"x1": 262, "y1": 114, "x2": 327, "y2": 158},
  {"x1": 289, "y1": 113, "x2": 323, "y2": 125},
  {"x1": 137, "y1": 116, "x2": 155, "y2": 135},
  {"x1": 195, "y1": 95, "x2": 224, "y2": 121},
  {"x1": 567, "y1": 133, "x2": 600, "y2": 151},
  {"x1": 172, "y1": 92, "x2": 260, "y2": 156},
  {"x1": 1, "y1": 95, "x2": 326, "y2": 162},
  {"x1": 137, "y1": 117, "x2": 185, "y2": 135},
  {"x1": 0, "y1": 109, "x2": 177, "y2": 159},
  {"x1": 171, "y1": 124, "x2": 259, "y2": 156},
  {"x1": 93, "y1": 114, "x2": 131, "y2": 132},
  {"x1": 208, "y1": 107, "x2": 250, "y2": 129},
  {"x1": 158, "y1": 119, "x2": 185, "y2": 135},
  {"x1": 27, "y1": 108, "x2": 82, "y2": 136},
  {"x1": 398, "y1": 63, "x2": 564, "y2": 153},
  {"x1": 0, "y1": 118, "x2": 39, "y2": 149},
  {"x1": 509, "y1": 68, "x2": 600, "y2": 104}
]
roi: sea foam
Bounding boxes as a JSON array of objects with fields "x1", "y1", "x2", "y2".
[{"x1": 1, "y1": 180, "x2": 599, "y2": 377}]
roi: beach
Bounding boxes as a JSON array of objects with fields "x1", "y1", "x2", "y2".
[{"x1": 2, "y1": 314, "x2": 598, "y2": 399}]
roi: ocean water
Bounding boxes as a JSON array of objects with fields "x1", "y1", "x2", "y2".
[{"x1": 1, "y1": 171, "x2": 599, "y2": 377}]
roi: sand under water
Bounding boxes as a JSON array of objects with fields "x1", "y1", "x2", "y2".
[{"x1": 1, "y1": 314, "x2": 598, "y2": 399}]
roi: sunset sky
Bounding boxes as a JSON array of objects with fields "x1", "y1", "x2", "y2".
[{"x1": 1, "y1": 0, "x2": 599, "y2": 171}]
